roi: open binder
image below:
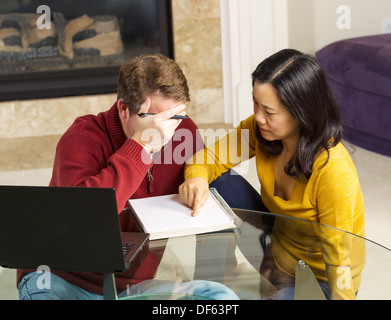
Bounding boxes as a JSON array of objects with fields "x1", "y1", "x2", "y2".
[{"x1": 128, "y1": 188, "x2": 240, "y2": 240}]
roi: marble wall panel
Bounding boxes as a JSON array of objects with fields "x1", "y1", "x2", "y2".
[
  {"x1": 172, "y1": 0, "x2": 221, "y2": 19},
  {"x1": 0, "y1": 94, "x2": 116, "y2": 139},
  {"x1": 174, "y1": 18, "x2": 223, "y2": 90},
  {"x1": 187, "y1": 88, "x2": 224, "y2": 124},
  {"x1": 172, "y1": 0, "x2": 224, "y2": 124},
  {"x1": 0, "y1": 102, "x2": 16, "y2": 138}
]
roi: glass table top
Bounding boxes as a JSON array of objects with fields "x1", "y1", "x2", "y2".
[{"x1": 121, "y1": 208, "x2": 391, "y2": 300}]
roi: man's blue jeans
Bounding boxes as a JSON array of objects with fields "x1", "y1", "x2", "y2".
[{"x1": 18, "y1": 272, "x2": 239, "y2": 300}]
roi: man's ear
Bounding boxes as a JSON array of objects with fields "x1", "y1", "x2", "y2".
[{"x1": 117, "y1": 99, "x2": 129, "y2": 119}]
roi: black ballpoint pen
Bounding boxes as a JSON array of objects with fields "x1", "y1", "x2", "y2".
[{"x1": 138, "y1": 113, "x2": 189, "y2": 119}]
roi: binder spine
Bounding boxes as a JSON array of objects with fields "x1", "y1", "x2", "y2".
[{"x1": 209, "y1": 188, "x2": 241, "y2": 227}]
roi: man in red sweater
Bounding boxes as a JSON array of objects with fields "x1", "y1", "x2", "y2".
[{"x1": 17, "y1": 54, "x2": 238, "y2": 300}]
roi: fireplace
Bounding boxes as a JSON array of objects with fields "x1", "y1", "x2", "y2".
[{"x1": 0, "y1": 0, "x2": 174, "y2": 101}]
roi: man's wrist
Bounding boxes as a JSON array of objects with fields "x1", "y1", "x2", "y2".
[{"x1": 131, "y1": 138, "x2": 153, "y2": 154}]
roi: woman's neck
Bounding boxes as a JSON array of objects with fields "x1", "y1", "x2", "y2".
[{"x1": 281, "y1": 135, "x2": 299, "y2": 161}]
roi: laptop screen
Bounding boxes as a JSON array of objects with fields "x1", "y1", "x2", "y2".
[{"x1": 0, "y1": 186, "x2": 135, "y2": 273}]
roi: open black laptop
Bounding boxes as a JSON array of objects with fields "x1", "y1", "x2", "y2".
[{"x1": 0, "y1": 185, "x2": 149, "y2": 274}]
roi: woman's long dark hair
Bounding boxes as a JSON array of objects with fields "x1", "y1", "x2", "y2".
[{"x1": 252, "y1": 49, "x2": 342, "y2": 180}]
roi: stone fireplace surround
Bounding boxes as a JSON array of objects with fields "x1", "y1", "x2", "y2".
[{"x1": 0, "y1": 0, "x2": 225, "y2": 141}]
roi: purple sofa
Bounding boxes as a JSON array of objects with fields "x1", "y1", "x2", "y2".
[{"x1": 316, "y1": 34, "x2": 391, "y2": 157}]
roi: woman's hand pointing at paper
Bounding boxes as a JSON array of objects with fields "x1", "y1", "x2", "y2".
[{"x1": 179, "y1": 177, "x2": 209, "y2": 217}]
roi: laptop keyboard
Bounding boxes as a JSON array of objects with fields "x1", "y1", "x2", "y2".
[{"x1": 122, "y1": 242, "x2": 134, "y2": 257}]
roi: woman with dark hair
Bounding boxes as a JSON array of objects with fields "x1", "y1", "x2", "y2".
[{"x1": 179, "y1": 49, "x2": 365, "y2": 300}]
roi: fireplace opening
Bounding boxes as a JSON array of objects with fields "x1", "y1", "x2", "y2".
[{"x1": 0, "y1": 0, "x2": 174, "y2": 101}]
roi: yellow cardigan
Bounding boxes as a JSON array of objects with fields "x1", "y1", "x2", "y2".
[{"x1": 185, "y1": 114, "x2": 365, "y2": 300}]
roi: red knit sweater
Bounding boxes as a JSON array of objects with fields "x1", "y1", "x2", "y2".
[{"x1": 17, "y1": 103, "x2": 203, "y2": 295}]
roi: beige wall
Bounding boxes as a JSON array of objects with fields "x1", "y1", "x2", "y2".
[
  {"x1": 288, "y1": 0, "x2": 391, "y2": 54},
  {"x1": 0, "y1": 0, "x2": 224, "y2": 139}
]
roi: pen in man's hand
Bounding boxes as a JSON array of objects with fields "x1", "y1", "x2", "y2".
[{"x1": 138, "y1": 113, "x2": 189, "y2": 120}]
